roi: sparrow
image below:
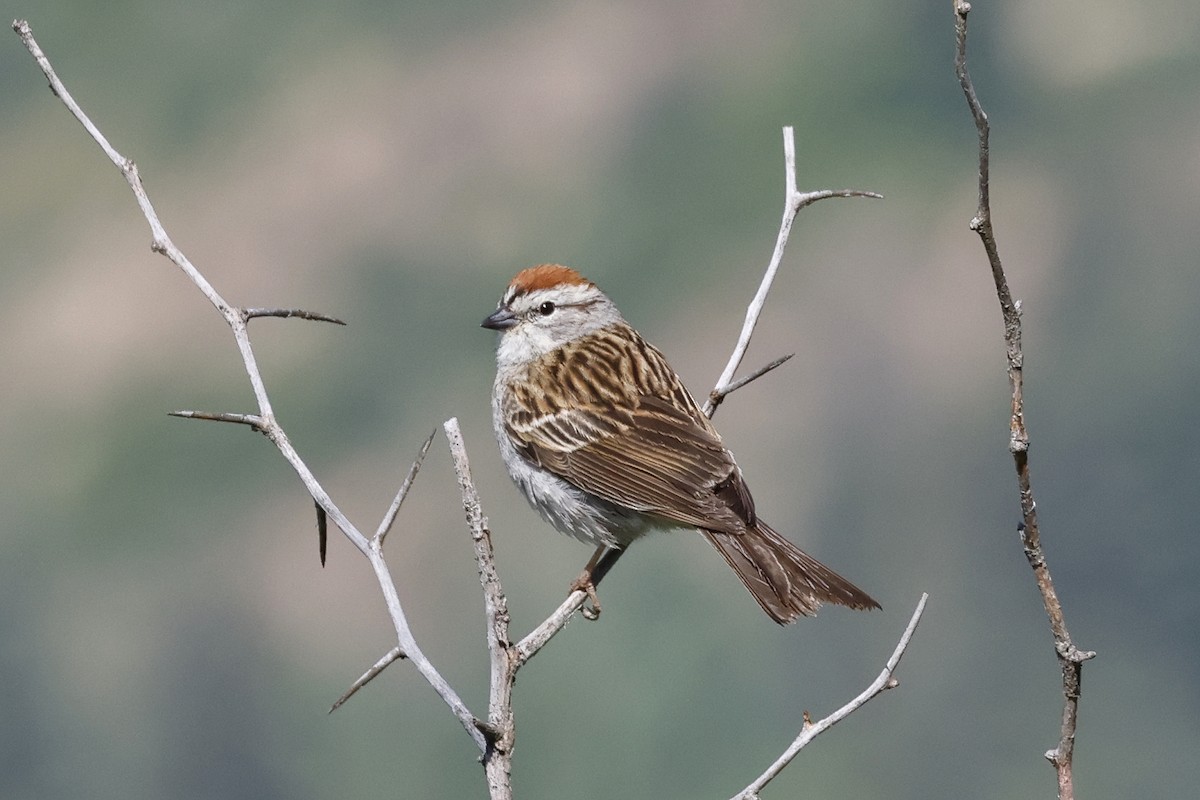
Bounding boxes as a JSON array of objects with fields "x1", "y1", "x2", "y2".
[{"x1": 482, "y1": 264, "x2": 878, "y2": 623}]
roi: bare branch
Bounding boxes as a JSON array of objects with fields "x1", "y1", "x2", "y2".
[
  {"x1": 329, "y1": 646, "x2": 406, "y2": 714},
  {"x1": 375, "y1": 429, "x2": 437, "y2": 546},
  {"x1": 514, "y1": 547, "x2": 624, "y2": 666},
  {"x1": 703, "y1": 126, "x2": 881, "y2": 417},
  {"x1": 952, "y1": 5, "x2": 1094, "y2": 799},
  {"x1": 244, "y1": 307, "x2": 347, "y2": 325},
  {"x1": 443, "y1": 419, "x2": 514, "y2": 785},
  {"x1": 732, "y1": 593, "x2": 929, "y2": 800},
  {"x1": 708, "y1": 353, "x2": 795, "y2": 413},
  {"x1": 14, "y1": 18, "x2": 486, "y2": 755},
  {"x1": 168, "y1": 410, "x2": 266, "y2": 430},
  {"x1": 12, "y1": 20, "x2": 274, "y2": 414},
  {"x1": 19, "y1": 17, "x2": 914, "y2": 794}
]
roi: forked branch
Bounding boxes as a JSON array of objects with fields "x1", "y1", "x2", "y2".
[
  {"x1": 17, "y1": 16, "x2": 920, "y2": 798},
  {"x1": 13, "y1": 17, "x2": 486, "y2": 755},
  {"x1": 704, "y1": 126, "x2": 881, "y2": 417}
]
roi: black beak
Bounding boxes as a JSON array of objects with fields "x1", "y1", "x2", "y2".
[{"x1": 481, "y1": 306, "x2": 518, "y2": 330}]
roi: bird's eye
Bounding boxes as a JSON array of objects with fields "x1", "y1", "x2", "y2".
[{"x1": 538, "y1": 301, "x2": 556, "y2": 316}]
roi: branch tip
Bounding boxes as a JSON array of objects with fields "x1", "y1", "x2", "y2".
[
  {"x1": 329, "y1": 646, "x2": 407, "y2": 713},
  {"x1": 375, "y1": 428, "x2": 438, "y2": 544},
  {"x1": 244, "y1": 307, "x2": 347, "y2": 326},
  {"x1": 168, "y1": 410, "x2": 266, "y2": 430}
]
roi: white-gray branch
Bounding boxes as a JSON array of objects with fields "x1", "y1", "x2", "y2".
[{"x1": 731, "y1": 593, "x2": 929, "y2": 800}]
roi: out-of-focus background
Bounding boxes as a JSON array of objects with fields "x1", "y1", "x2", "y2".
[{"x1": 3, "y1": 2, "x2": 1198, "y2": 798}]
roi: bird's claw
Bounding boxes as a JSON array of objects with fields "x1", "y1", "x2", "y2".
[{"x1": 569, "y1": 572, "x2": 602, "y2": 620}]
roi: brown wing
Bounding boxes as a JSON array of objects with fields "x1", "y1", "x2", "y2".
[{"x1": 504, "y1": 327, "x2": 756, "y2": 534}]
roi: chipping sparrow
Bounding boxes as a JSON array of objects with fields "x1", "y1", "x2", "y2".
[{"x1": 482, "y1": 264, "x2": 879, "y2": 623}]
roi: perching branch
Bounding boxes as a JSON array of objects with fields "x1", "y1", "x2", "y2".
[
  {"x1": 18, "y1": 16, "x2": 918, "y2": 798},
  {"x1": 952, "y1": 5, "x2": 1095, "y2": 799}
]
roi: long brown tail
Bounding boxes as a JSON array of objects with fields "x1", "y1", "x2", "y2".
[{"x1": 701, "y1": 522, "x2": 879, "y2": 624}]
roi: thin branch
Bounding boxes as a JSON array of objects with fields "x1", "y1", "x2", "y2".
[
  {"x1": 376, "y1": 429, "x2": 437, "y2": 546},
  {"x1": 952, "y1": 5, "x2": 1094, "y2": 799},
  {"x1": 708, "y1": 353, "x2": 794, "y2": 412},
  {"x1": 168, "y1": 410, "x2": 266, "y2": 430},
  {"x1": 244, "y1": 307, "x2": 347, "y2": 325},
  {"x1": 732, "y1": 593, "x2": 928, "y2": 800},
  {"x1": 514, "y1": 547, "x2": 623, "y2": 667},
  {"x1": 14, "y1": 18, "x2": 487, "y2": 756},
  {"x1": 444, "y1": 418, "x2": 514, "y2": 789},
  {"x1": 12, "y1": 20, "x2": 275, "y2": 418},
  {"x1": 329, "y1": 646, "x2": 406, "y2": 714},
  {"x1": 703, "y1": 126, "x2": 881, "y2": 417}
]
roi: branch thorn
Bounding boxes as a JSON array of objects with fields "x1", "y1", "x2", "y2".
[
  {"x1": 168, "y1": 410, "x2": 266, "y2": 431},
  {"x1": 329, "y1": 646, "x2": 406, "y2": 713}
]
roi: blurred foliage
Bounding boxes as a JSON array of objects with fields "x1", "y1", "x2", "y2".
[{"x1": 4, "y1": 1, "x2": 1200, "y2": 798}]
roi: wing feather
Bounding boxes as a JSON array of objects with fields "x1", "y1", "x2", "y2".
[{"x1": 503, "y1": 328, "x2": 755, "y2": 534}]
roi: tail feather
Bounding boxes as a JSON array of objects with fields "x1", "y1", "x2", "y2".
[{"x1": 701, "y1": 522, "x2": 879, "y2": 624}]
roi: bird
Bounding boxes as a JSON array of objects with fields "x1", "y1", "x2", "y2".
[{"x1": 481, "y1": 264, "x2": 878, "y2": 623}]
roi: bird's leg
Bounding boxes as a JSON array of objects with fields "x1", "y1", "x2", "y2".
[{"x1": 569, "y1": 545, "x2": 621, "y2": 621}]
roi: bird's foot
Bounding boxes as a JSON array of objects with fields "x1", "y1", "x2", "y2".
[{"x1": 568, "y1": 571, "x2": 602, "y2": 620}]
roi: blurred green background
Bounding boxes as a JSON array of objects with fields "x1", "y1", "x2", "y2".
[{"x1": 4, "y1": 1, "x2": 1199, "y2": 797}]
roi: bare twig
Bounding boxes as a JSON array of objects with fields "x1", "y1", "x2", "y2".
[
  {"x1": 703, "y1": 126, "x2": 881, "y2": 417},
  {"x1": 168, "y1": 410, "x2": 267, "y2": 430},
  {"x1": 444, "y1": 418, "x2": 514, "y2": 796},
  {"x1": 732, "y1": 593, "x2": 928, "y2": 800},
  {"x1": 376, "y1": 428, "x2": 437, "y2": 546},
  {"x1": 244, "y1": 307, "x2": 347, "y2": 325},
  {"x1": 513, "y1": 547, "x2": 622, "y2": 666},
  {"x1": 709, "y1": 353, "x2": 794, "y2": 410},
  {"x1": 329, "y1": 646, "x2": 405, "y2": 713},
  {"x1": 952, "y1": 5, "x2": 1094, "y2": 799},
  {"x1": 13, "y1": 18, "x2": 487, "y2": 755}
]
